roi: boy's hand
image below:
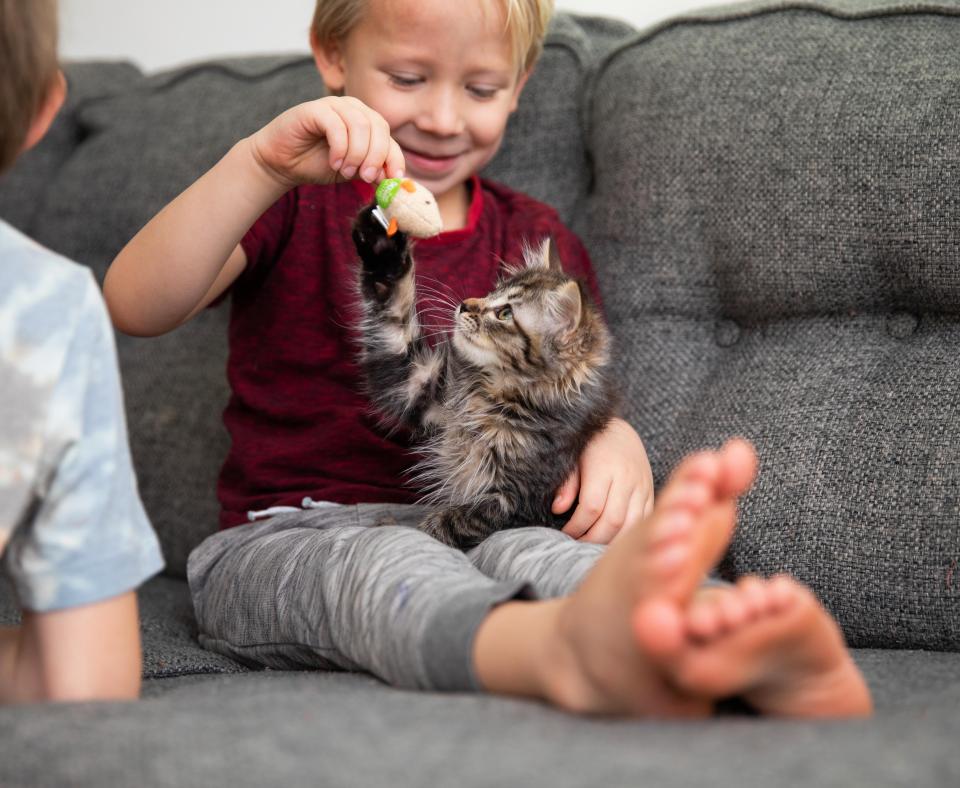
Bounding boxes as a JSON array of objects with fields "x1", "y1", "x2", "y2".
[
  {"x1": 552, "y1": 418, "x2": 654, "y2": 545},
  {"x1": 248, "y1": 97, "x2": 405, "y2": 190}
]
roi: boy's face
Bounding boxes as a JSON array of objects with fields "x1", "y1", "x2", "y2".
[{"x1": 313, "y1": 0, "x2": 529, "y2": 202}]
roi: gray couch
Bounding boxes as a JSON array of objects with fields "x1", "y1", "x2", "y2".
[{"x1": 2, "y1": 1, "x2": 959, "y2": 785}]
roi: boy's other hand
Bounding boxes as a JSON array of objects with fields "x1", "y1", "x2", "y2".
[
  {"x1": 552, "y1": 418, "x2": 655, "y2": 545},
  {"x1": 248, "y1": 96, "x2": 405, "y2": 191}
]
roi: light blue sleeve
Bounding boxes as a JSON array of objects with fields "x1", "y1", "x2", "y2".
[{"x1": 2, "y1": 267, "x2": 164, "y2": 612}]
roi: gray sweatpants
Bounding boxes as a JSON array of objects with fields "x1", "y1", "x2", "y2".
[{"x1": 187, "y1": 503, "x2": 604, "y2": 692}]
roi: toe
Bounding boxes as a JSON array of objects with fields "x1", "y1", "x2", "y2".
[
  {"x1": 736, "y1": 576, "x2": 769, "y2": 619},
  {"x1": 672, "y1": 451, "x2": 722, "y2": 488},
  {"x1": 656, "y1": 481, "x2": 712, "y2": 515},
  {"x1": 768, "y1": 575, "x2": 801, "y2": 611},
  {"x1": 632, "y1": 599, "x2": 686, "y2": 660},
  {"x1": 650, "y1": 541, "x2": 692, "y2": 577},
  {"x1": 687, "y1": 597, "x2": 724, "y2": 640},
  {"x1": 717, "y1": 438, "x2": 758, "y2": 498},
  {"x1": 718, "y1": 591, "x2": 749, "y2": 631},
  {"x1": 650, "y1": 509, "x2": 694, "y2": 546}
]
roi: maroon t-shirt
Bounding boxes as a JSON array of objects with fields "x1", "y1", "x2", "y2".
[{"x1": 220, "y1": 175, "x2": 601, "y2": 528}]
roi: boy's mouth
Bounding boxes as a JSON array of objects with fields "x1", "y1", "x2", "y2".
[{"x1": 402, "y1": 146, "x2": 463, "y2": 176}]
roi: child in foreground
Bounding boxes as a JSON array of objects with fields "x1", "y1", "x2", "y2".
[
  {"x1": 0, "y1": 0, "x2": 164, "y2": 704},
  {"x1": 104, "y1": 0, "x2": 871, "y2": 717}
]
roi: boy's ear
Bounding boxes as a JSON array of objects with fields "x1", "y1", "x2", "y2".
[
  {"x1": 310, "y1": 30, "x2": 346, "y2": 93},
  {"x1": 21, "y1": 70, "x2": 67, "y2": 154}
]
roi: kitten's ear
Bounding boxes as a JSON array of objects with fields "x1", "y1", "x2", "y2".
[
  {"x1": 547, "y1": 236, "x2": 564, "y2": 272},
  {"x1": 523, "y1": 238, "x2": 553, "y2": 271},
  {"x1": 551, "y1": 280, "x2": 583, "y2": 335}
]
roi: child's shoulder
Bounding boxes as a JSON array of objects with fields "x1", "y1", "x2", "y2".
[
  {"x1": 0, "y1": 219, "x2": 103, "y2": 351},
  {"x1": 0, "y1": 219, "x2": 96, "y2": 292}
]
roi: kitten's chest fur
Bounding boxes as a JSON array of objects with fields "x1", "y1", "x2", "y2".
[{"x1": 416, "y1": 372, "x2": 592, "y2": 525}]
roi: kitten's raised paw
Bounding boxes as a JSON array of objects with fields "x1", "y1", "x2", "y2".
[{"x1": 353, "y1": 205, "x2": 411, "y2": 272}]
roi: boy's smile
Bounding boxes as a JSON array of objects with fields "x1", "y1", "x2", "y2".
[{"x1": 313, "y1": 0, "x2": 529, "y2": 230}]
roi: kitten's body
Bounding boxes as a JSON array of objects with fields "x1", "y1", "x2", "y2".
[{"x1": 353, "y1": 204, "x2": 618, "y2": 549}]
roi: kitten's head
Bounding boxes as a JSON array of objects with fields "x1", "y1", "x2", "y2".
[{"x1": 451, "y1": 239, "x2": 610, "y2": 388}]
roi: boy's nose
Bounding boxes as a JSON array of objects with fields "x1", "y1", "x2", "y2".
[{"x1": 419, "y1": 88, "x2": 465, "y2": 136}]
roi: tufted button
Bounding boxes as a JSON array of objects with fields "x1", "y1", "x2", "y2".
[
  {"x1": 887, "y1": 312, "x2": 919, "y2": 339},
  {"x1": 715, "y1": 319, "x2": 741, "y2": 348}
]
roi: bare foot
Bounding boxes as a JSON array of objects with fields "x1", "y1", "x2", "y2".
[
  {"x1": 536, "y1": 439, "x2": 758, "y2": 716},
  {"x1": 636, "y1": 575, "x2": 873, "y2": 718}
]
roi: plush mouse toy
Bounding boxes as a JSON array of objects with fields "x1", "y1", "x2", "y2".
[{"x1": 372, "y1": 178, "x2": 443, "y2": 238}]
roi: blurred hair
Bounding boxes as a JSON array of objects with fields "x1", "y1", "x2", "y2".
[
  {"x1": 311, "y1": 0, "x2": 554, "y2": 73},
  {"x1": 0, "y1": 0, "x2": 59, "y2": 173}
]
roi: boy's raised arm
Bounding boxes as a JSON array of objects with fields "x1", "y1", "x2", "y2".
[{"x1": 104, "y1": 97, "x2": 404, "y2": 337}]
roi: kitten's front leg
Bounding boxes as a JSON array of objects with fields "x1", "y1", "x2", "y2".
[
  {"x1": 353, "y1": 203, "x2": 443, "y2": 432},
  {"x1": 420, "y1": 502, "x2": 506, "y2": 550}
]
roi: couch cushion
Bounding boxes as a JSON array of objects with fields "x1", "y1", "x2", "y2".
[
  {"x1": 0, "y1": 575, "x2": 246, "y2": 678},
  {"x1": 138, "y1": 575, "x2": 247, "y2": 678},
  {"x1": 0, "y1": 649, "x2": 957, "y2": 787},
  {"x1": 3, "y1": 13, "x2": 621, "y2": 577},
  {"x1": 583, "y1": 0, "x2": 960, "y2": 650}
]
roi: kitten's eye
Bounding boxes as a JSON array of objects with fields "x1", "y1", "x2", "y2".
[{"x1": 495, "y1": 305, "x2": 513, "y2": 321}]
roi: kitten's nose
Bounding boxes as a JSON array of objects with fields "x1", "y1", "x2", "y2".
[{"x1": 460, "y1": 298, "x2": 482, "y2": 314}]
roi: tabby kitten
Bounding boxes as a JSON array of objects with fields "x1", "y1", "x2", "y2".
[{"x1": 352, "y1": 203, "x2": 618, "y2": 549}]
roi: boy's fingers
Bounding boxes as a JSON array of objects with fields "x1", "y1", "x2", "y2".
[
  {"x1": 331, "y1": 102, "x2": 373, "y2": 179},
  {"x1": 642, "y1": 491, "x2": 655, "y2": 520},
  {"x1": 561, "y1": 477, "x2": 611, "y2": 539},
  {"x1": 301, "y1": 100, "x2": 349, "y2": 174},
  {"x1": 551, "y1": 467, "x2": 579, "y2": 515},
  {"x1": 385, "y1": 138, "x2": 406, "y2": 180},
  {"x1": 604, "y1": 489, "x2": 647, "y2": 544},
  {"x1": 578, "y1": 483, "x2": 630, "y2": 544},
  {"x1": 359, "y1": 117, "x2": 392, "y2": 183}
]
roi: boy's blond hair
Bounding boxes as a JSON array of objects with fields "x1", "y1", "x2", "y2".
[
  {"x1": 312, "y1": 0, "x2": 554, "y2": 74},
  {"x1": 0, "y1": 0, "x2": 59, "y2": 173}
]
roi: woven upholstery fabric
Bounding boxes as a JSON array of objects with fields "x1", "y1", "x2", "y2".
[
  {"x1": 582, "y1": 1, "x2": 960, "y2": 649},
  {"x1": 0, "y1": 576, "x2": 247, "y2": 679},
  {"x1": 0, "y1": 62, "x2": 142, "y2": 233},
  {"x1": 1, "y1": 648, "x2": 959, "y2": 787}
]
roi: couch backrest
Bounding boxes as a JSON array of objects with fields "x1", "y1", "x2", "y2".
[
  {"x1": 3, "y1": 3, "x2": 958, "y2": 652},
  {"x1": 0, "y1": 13, "x2": 630, "y2": 577},
  {"x1": 582, "y1": 0, "x2": 960, "y2": 650}
]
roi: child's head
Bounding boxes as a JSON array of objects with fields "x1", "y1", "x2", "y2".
[
  {"x1": 0, "y1": 0, "x2": 65, "y2": 175},
  {"x1": 311, "y1": 0, "x2": 554, "y2": 204}
]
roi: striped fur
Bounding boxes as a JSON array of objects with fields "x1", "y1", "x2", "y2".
[{"x1": 353, "y1": 205, "x2": 618, "y2": 549}]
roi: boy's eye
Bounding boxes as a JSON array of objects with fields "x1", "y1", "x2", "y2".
[
  {"x1": 468, "y1": 85, "x2": 499, "y2": 100},
  {"x1": 389, "y1": 73, "x2": 423, "y2": 88},
  {"x1": 495, "y1": 305, "x2": 513, "y2": 321}
]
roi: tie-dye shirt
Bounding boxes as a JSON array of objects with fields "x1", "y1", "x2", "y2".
[{"x1": 0, "y1": 220, "x2": 163, "y2": 612}]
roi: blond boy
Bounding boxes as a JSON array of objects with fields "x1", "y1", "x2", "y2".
[
  {"x1": 104, "y1": 0, "x2": 871, "y2": 716},
  {"x1": 0, "y1": 0, "x2": 164, "y2": 704}
]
